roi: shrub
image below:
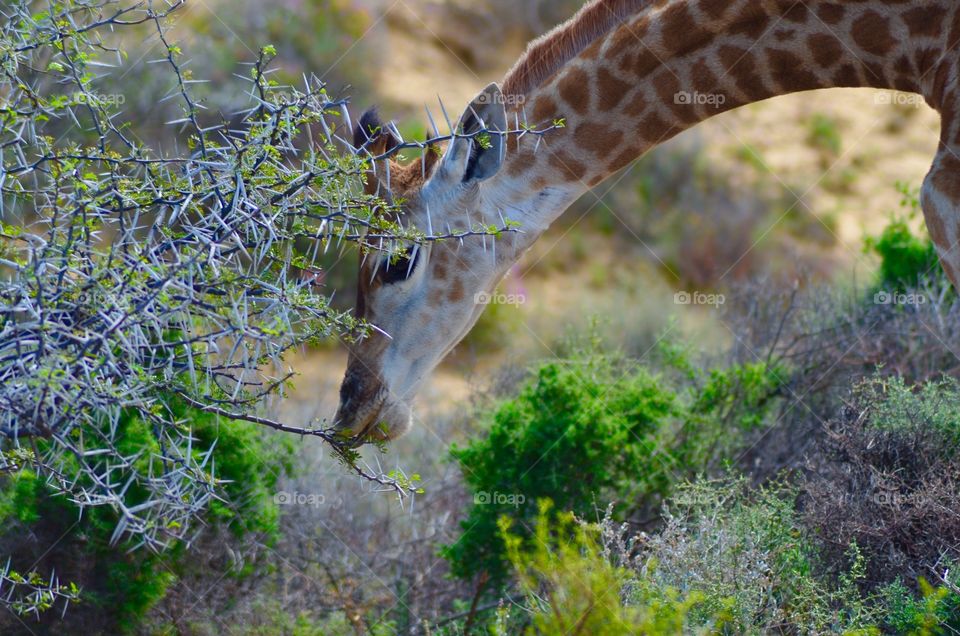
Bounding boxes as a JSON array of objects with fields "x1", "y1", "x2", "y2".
[
  {"x1": 443, "y1": 342, "x2": 786, "y2": 588},
  {"x1": 665, "y1": 341, "x2": 787, "y2": 472},
  {"x1": 801, "y1": 376, "x2": 960, "y2": 591},
  {"x1": 865, "y1": 183, "x2": 942, "y2": 290},
  {"x1": 610, "y1": 478, "x2": 879, "y2": 634},
  {"x1": 443, "y1": 353, "x2": 679, "y2": 585},
  {"x1": 879, "y1": 577, "x2": 960, "y2": 635},
  {"x1": 0, "y1": 397, "x2": 294, "y2": 633},
  {"x1": 500, "y1": 500, "x2": 722, "y2": 635}
]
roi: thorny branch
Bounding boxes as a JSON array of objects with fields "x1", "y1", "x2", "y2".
[{"x1": 0, "y1": 0, "x2": 561, "y2": 567}]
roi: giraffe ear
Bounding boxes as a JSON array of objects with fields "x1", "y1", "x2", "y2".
[
  {"x1": 432, "y1": 83, "x2": 507, "y2": 188},
  {"x1": 354, "y1": 107, "x2": 400, "y2": 197}
]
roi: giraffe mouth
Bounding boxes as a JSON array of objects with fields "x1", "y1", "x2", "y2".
[
  {"x1": 333, "y1": 392, "x2": 386, "y2": 447},
  {"x1": 333, "y1": 387, "x2": 414, "y2": 446}
]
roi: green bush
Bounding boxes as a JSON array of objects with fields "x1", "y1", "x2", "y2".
[
  {"x1": 865, "y1": 183, "x2": 941, "y2": 290},
  {"x1": 630, "y1": 478, "x2": 879, "y2": 634},
  {"x1": 603, "y1": 475, "x2": 960, "y2": 635},
  {"x1": 500, "y1": 500, "x2": 723, "y2": 636},
  {"x1": 879, "y1": 578, "x2": 960, "y2": 635},
  {"x1": 0, "y1": 397, "x2": 294, "y2": 632},
  {"x1": 443, "y1": 353, "x2": 678, "y2": 585},
  {"x1": 443, "y1": 344, "x2": 786, "y2": 588}
]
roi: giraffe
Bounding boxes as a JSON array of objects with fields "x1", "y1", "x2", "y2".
[{"x1": 334, "y1": 0, "x2": 960, "y2": 443}]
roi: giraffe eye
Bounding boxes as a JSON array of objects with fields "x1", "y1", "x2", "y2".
[{"x1": 377, "y1": 247, "x2": 419, "y2": 285}]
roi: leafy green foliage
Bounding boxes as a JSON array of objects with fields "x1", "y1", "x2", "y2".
[
  {"x1": 500, "y1": 500, "x2": 722, "y2": 635},
  {"x1": 865, "y1": 183, "x2": 941, "y2": 289},
  {"x1": 443, "y1": 354, "x2": 678, "y2": 584},
  {"x1": 880, "y1": 578, "x2": 960, "y2": 636},
  {"x1": 0, "y1": 397, "x2": 294, "y2": 631},
  {"x1": 630, "y1": 478, "x2": 880, "y2": 634},
  {"x1": 443, "y1": 344, "x2": 786, "y2": 587}
]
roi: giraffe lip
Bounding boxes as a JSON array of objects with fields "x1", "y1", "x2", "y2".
[{"x1": 333, "y1": 395, "x2": 386, "y2": 446}]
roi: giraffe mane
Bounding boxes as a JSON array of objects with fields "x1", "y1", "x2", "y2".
[{"x1": 501, "y1": 0, "x2": 647, "y2": 100}]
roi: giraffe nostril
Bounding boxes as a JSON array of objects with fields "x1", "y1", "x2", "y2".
[{"x1": 338, "y1": 371, "x2": 363, "y2": 404}]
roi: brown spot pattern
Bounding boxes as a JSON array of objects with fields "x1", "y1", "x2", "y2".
[
  {"x1": 595, "y1": 67, "x2": 632, "y2": 111},
  {"x1": 574, "y1": 122, "x2": 624, "y2": 154},
  {"x1": 817, "y1": 4, "x2": 846, "y2": 25},
  {"x1": 851, "y1": 11, "x2": 896, "y2": 56},
  {"x1": 549, "y1": 151, "x2": 588, "y2": 182},
  {"x1": 808, "y1": 34, "x2": 843, "y2": 69},
  {"x1": 902, "y1": 6, "x2": 944, "y2": 38},
  {"x1": 558, "y1": 67, "x2": 592, "y2": 115}
]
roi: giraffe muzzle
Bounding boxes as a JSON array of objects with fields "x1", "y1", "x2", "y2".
[{"x1": 333, "y1": 370, "x2": 413, "y2": 444}]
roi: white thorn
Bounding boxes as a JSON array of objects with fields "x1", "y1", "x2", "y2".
[{"x1": 426, "y1": 105, "x2": 441, "y2": 138}]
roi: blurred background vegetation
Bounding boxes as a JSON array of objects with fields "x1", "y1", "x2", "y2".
[{"x1": 3, "y1": 0, "x2": 959, "y2": 634}]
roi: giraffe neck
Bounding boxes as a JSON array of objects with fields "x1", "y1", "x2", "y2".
[{"x1": 496, "y1": 0, "x2": 956, "y2": 236}]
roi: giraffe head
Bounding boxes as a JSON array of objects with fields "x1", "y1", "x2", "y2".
[{"x1": 333, "y1": 83, "x2": 514, "y2": 443}]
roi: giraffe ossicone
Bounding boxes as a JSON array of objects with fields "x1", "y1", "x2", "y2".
[{"x1": 334, "y1": 0, "x2": 960, "y2": 443}]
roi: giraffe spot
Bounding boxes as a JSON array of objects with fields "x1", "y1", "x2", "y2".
[
  {"x1": 588, "y1": 174, "x2": 604, "y2": 187},
  {"x1": 917, "y1": 48, "x2": 941, "y2": 77},
  {"x1": 447, "y1": 278, "x2": 464, "y2": 303},
  {"x1": 863, "y1": 62, "x2": 889, "y2": 89},
  {"x1": 654, "y1": 70, "x2": 699, "y2": 124},
  {"x1": 607, "y1": 145, "x2": 642, "y2": 174},
  {"x1": 893, "y1": 54, "x2": 913, "y2": 76},
  {"x1": 808, "y1": 34, "x2": 843, "y2": 68},
  {"x1": 932, "y1": 62, "x2": 953, "y2": 106},
  {"x1": 623, "y1": 90, "x2": 648, "y2": 117},
  {"x1": 901, "y1": 6, "x2": 944, "y2": 38},
  {"x1": 595, "y1": 67, "x2": 632, "y2": 111},
  {"x1": 558, "y1": 67, "x2": 591, "y2": 115},
  {"x1": 767, "y1": 48, "x2": 822, "y2": 93},
  {"x1": 833, "y1": 63, "x2": 861, "y2": 87},
  {"x1": 507, "y1": 150, "x2": 536, "y2": 177},
  {"x1": 783, "y1": 3, "x2": 809, "y2": 23},
  {"x1": 894, "y1": 76, "x2": 918, "y2": 94},
  {"x1": 933, "y1": 155, "x2": 960, "y2": 203},
  {"x1": 698, "y1": 0, "x2": 729, "y2": 20},
  {"x1": 574, "y1": 122, "x2": 624, "y2": 155},
  {"x1": 660, "y1": 3, "x2": 711, "y2": 53},
  {"x1": 851, "y1": 11, "x2": 896, "y2": 56},
  {"x1": 604, "y1": 23, "x2": 640, "y2": 65},
  {"x1": 690, "y1": 57, "x2": 719, "y2": 96},
  {"x1": 730, "y1": 7, "x2": 771, "y2": 39},
  {"x1": 622, "y1": 47, "x2": 663, "y2": 78},
  {"x1": 548, "y1": 151, "x2": 588, "y2": 182},
  {"x1": 638, "y1": 110, "x2": 681, "y2": 145},
  {"x1": 433, "y1": 260, "x2": 448, "y2": 281},
  {"x1": 532, "y1": 96, "x2": 557, "y2": 123},
  {"x1": 949, "y1": 9, "x2": 960, "y2": 51},
  {"x1": 719, "y1": 46, "x2": 770, "y2": 101},
  {"x1": 817, "y1": 4, "x2": 845, "y2": 25}
]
